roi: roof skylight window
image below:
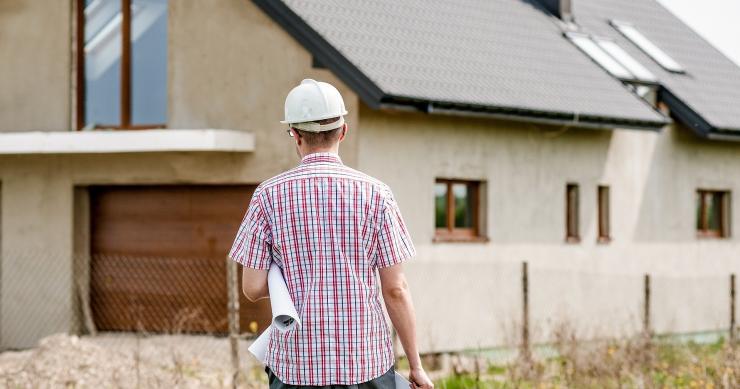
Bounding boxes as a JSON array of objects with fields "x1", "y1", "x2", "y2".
[
  {"x1": 566, "y1": 33, "x2": 633, "y2": 80},
  {"x1": 595, "y1": 39, "x2": 657, "y2": 82},
  {"x1": 610, "y1": 20, "x2": 685, "y2": 73},
  {"x1": 565, "y1": 32, "x2": 657, "y2": 83}
]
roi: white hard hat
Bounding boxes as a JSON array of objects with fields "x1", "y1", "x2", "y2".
[{"x1": 281, "y1": 79, "x2": 348, "y2": 131}]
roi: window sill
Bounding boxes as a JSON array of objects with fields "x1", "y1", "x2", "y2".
[
  {"x1": 696, "y1": 232, "x2": 729, "y2": 240},
  {"x1": 565, "y1": 236, "x2": 581, "y2": 244},
  {"x1": 597, "y1": 236, "x2": 612, "y2": 244},
  {"x1": 433, "y1": 235, "x2": 489, "y2": 243},
  {"x1": 0, "y1": 129, "x2": 255, "y2": 154}
]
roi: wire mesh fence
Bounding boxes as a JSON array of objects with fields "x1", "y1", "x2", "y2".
[{"x1": 0, "y1": 251, "x2": 738, "y2": 388}]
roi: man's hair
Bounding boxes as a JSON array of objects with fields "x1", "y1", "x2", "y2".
[{"x1": 293, "y1": 117, "x2": 343, "y2": 148}]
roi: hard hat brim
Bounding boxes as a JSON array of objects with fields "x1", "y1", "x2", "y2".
[{"x1": 280, "y1": 110, "x2": 348, "y2": 125}]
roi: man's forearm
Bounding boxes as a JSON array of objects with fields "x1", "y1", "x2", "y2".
[
  {"x1": 383, "y1": 285, "x2": 423, "y2": 369},
  {"x1": 242, "y1": 267, "x2": 270, "y2": 302}
]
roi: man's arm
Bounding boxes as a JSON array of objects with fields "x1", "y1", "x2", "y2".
[
  {"x1": 379, "y1": 263, "x2": 434, "y2": 389},
  {"x1": 242, "y1": 266, "x2": 269, "y2": 302}
]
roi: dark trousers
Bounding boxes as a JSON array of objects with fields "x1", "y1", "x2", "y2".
[{"x1": 265, "y1": 365, "x2": 395, "y2": 389}]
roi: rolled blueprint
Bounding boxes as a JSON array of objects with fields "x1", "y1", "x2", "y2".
[
  {"x1": 247, "y1": 327, "x2": 270, "y2": 362},
  {"x1": 247, "y1": 263, "x2": 411, "y2": 388},
  {"x1": 248, "y1": 263, "x2": 298, "y2": 362},
  {"x1": 267, "y1": 263, "x2": 301, "y2": 332}
]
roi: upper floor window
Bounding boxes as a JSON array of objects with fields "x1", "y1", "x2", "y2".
[
  {"x1": 434, "y1": 179, "x2": 483, "y2": 241},
  {"x1": 566, "y1": 183, "x2": 580, "y2": 243},
  {"x1": 598, "y1": 185, "x2": 611, "y2": 242},
  {"x1": 696, "y1": 190, "x2": 731, "y2": 238},
  {"x1": 77, "y1": 0, "x2": 168, "y2": 130}
]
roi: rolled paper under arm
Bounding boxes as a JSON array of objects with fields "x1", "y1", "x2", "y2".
[
  {"x1": 248, "y1": 263, "x2": 299, "y2": 362},
  {"x1": 267, "y1": 263, "x2": 301, "y2": 332},
  {"x1": 246, "y1": 262, "x2": 410, "y2": 388}
]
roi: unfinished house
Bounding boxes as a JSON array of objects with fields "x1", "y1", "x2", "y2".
[{"x1": 1, "y1": 0, "x2": 740, "y2": 352}]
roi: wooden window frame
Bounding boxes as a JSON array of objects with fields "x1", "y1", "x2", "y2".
[
  {"x1": 696, "y1": 189, "x2": 731, "y2": 239},
  {"x1": 434, "y1": 179, "x2": 485, "y2": 242},
  {"x1": 565, "y1": 183, "x2": 580, "y2": 243},
  {"x1": 75, "y1": 0, "x2": 167, "y2": 131},
  {"x1": 597, "y1": 185, "x2": 611, "y2": 243}
]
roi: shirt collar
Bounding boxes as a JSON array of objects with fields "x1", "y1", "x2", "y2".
[{"x1": 300, "y1": 152, "x2": 343, "y2": 166}]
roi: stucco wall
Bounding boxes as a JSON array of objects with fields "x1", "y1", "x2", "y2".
[
  {"x1": 357, "y1": 106, "x2": 740, "y2": 351},
  {"x1": 0, "y1": 0, "x2": 360, "y2": 349},
  {"x1": 0, "y1": 1, "x2": 71, "y2": 132},
  {"x1": 168, "y1": 0, "x2": 360, "y2": 174},
  {"x1": 1, "y1": 0, "x2": 737, "y2": 354}
]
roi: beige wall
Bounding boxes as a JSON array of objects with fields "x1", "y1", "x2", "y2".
[
  {"x1": 168, "y1": 0, "x2": 360, "y2": 174},
  {"x1": 358, "y1": 106, "x2": 740, "y2": 351},
  {"x1": 0, "y1": 1, "x2": 71, "y2": 132},
  {"x1": 0, "y1": 0, "x2": 360, "y2": 349},
  {"x1": 1, "y1": 0, "x2": 738, "y2": 353}
]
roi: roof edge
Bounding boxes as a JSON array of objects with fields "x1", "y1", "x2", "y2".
[
  {"x1": 659, "y1": 87, "x2": 740, "y2": 140},
  {"x1": 252, "y1": 0, "x2": 386, "y2": 108},
  {"x1": 254, "y1": 0, "x2": 667, "y2": 131},
  {"x1": 380, "y1": 96, "x2": 667, "y2": 131}
]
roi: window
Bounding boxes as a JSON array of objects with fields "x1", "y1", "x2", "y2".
[
  {"x1": 598, "y1": 186, "x2": 611, "y2": 242},
  {"x1": 566, "y1": 184, "x2": 579, "y2": 242},
  {"x1": 595, "y1": 40, "x2": 657, "y2": 82},
  {"x1": 567, "y1": 33, "x2": 632, "y2": 80},
  {"x1": 565, "y1": 32, "x2": 657, "y2": 83},
  {"x1": 434, "y1": 179, "x2": 482, "y2": 241},
  {"x1": 610, "y1": 20, "x2": 685, "y2": 73},
  {"x1": 696, "y1": 190, "x2": 731, "y2": 238},
  {"x1": 77, "y1": 0, "x2": 168, "y2": 130}
]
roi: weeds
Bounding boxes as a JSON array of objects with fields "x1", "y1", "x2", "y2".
[{"x1": 432, "y1": 325, "x2": 740, "y2": 389}]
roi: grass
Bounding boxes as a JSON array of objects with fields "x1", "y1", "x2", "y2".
[{"x1": 430, "y1": 328, "x2": 740, "y2": 389}]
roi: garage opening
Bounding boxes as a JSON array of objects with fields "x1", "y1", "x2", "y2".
[{"x1": 89, "y1": 185, "x2": 271, "y2": 334}]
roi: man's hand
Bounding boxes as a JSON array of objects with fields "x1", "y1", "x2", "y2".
[
  {"x1": 379, "y1": 264, "x2": 433, "y2": 388},
  {"x1": 409, "y1": 367, "x2": 434, "y2": 388}
]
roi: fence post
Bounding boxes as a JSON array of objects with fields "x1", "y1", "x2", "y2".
[
  {"x1": 643, "y1": 273, "x2": 651, "y2": 336},
  {"x1": 226, "y1": 256, "x2": 241, "y2": 388},
  {"x1": 731, "y1": 273, "x2": 736, "y2": 343},
  {"x1": 520, "y1": 261, "x2": 531, "y2": 361}
]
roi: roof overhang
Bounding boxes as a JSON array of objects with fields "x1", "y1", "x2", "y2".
[
  {"x1": 0, "y1": 129, "x2": 255, "y2": 154},
  {"x1": 253, "y1": 0, "x2": 666, "y2": 132},
  {"x1": 659, "y1": 87, "x2": 740, "y2": 141},
  {"x1": 380, "y1": 96, "x2": 666, "y2": 131}
]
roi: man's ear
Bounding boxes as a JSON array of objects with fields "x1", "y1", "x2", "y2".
[
  {"x1": 291, "y1": 128, "x2": 303, "y2": 146},
  {"x1": 339, "y1": 124, "x2": 348, "y2": 142}
]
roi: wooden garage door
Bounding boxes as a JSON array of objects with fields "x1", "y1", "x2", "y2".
[{"x1": 89, "y1": 185, "x2": 271, "y2": 334}]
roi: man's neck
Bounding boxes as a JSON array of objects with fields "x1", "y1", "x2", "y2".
[{"x1": 300, "y1": 147, "x2": 339, "y2": 158}]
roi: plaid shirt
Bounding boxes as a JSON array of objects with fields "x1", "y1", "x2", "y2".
[{"x1": 229, "y1": 152, "x2": 415, "y2": 385}]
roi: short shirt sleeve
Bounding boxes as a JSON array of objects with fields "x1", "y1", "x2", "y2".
[
  {"x1": 229, "y1": 191, "x2": 273, "y2": 270},
  {"x1": 374, "y1": 188, "x2": 416, "y2": 268}
]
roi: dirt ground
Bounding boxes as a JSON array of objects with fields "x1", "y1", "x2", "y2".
[{"x1": 0, "y1": 333, "x2": 267, "y2": 388}]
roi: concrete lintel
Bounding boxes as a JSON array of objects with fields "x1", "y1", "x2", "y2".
[{"x1": 0, "y1": 129, "x2": 255, "y2": 154}]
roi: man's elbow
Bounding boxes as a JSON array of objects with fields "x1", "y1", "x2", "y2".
[{"x1": 383, "y1": 280, "x2": 409, "y2": 301}]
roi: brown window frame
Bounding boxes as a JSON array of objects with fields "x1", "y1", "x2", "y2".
[
  {"x1": 696, "y1": 189, "x2": 731, "y2": 238},
  {"x1": 434, "y1": 179, "x2": 484, "y2": 242},
  {"x1": 566, "y1": 183, "x2": 580, "y2": 243},
  {"x1": 75, "y1": 0, "x2": 167, "y2": 131},
  {"x1": 597, "y1": 185, "x2": 611, "y2": 243}
]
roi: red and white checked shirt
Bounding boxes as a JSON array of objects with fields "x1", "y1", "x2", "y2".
[{"x1": 229, "y1": 152, "x2": 415, "y2": 386}]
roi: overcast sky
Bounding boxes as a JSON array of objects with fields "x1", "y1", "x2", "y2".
[{"x1": 656, "y1": 0, "x2": 740, "y2": 66}]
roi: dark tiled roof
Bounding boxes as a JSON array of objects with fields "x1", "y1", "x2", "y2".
[
  {"x1": 576, "y1": 0, "x2": 740, "y2": 136},
  {"x1": 257, "y1": 0, "x2": 666, "y2": 130}
]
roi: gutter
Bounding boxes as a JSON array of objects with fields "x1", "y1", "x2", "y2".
[{"x1": 380, "y1": 97, "x2": 666, "y2": 131}]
